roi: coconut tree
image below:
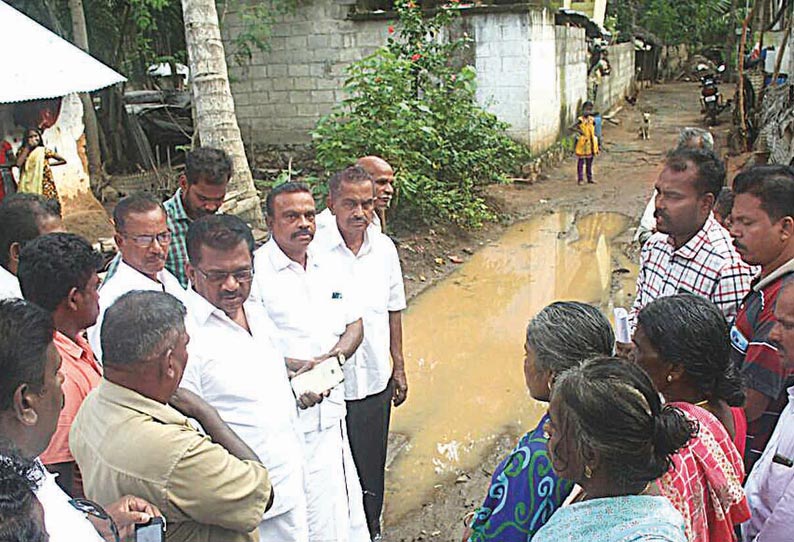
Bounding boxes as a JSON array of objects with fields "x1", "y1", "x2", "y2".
[{"x1": 181, "y1": 0, "x2": 263, "y2": 226}]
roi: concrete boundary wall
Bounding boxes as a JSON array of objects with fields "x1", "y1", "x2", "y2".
[{"x1": 223, "y1": 2, "x2": 634, "y2": 155}]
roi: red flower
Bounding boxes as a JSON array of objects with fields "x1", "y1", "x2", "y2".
[
  {"x1": 388, "y1": 25, "x2": 395, "y2": 34},
  {"x1": 411, "y1": 53, "x2": 421, "y2": 61}
]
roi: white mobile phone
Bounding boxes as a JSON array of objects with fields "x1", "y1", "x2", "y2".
[
  {"x1": 291, "y1": 354, "x2": 345, "y2": 397},
  {"x1": 614, "y1": 307, "x2": 631, "y2": 343}
]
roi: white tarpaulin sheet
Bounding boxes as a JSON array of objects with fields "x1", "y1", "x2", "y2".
[{"x1": 0, "y1": 1, "x2": 126, "y2": 103}]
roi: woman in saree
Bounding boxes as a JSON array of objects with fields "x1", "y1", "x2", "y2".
[
  {"x1": 534, "y1": 357, "x2": 693, "y2": 542},
  {"x1": 15, "y1": 127, "x2": 65, "y2": 200},
  {"x1": 465, "y1": 302, "x2": 615, "y2": 541},
  {"x1": 633, "y1": 294, "x2": 750, "y2": 542}
]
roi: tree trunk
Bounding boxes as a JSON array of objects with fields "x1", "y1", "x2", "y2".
[
  {"x1": 725, "y1": 0, "x2": 739, "y2": 81},
  {"x1": 180, "y1": 0, "x2": 263, "y2": 227},
  {"x1": 67, "y1": 0, "x2": 105, "y2": 190}
]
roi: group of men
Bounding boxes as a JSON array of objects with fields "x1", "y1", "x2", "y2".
[
  {"x1": 627, "y1": 131, "x2": 794, "y2": 539},
  {"x1": 0, "y1": 147, "x2": 407, "y2": 542}
]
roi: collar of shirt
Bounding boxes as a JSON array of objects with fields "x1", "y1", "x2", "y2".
[
  {"x1": 262, "y1": 238, "x2": 318, "y2": 274},
  {"x1": 165, "y1": 188, "x2": 191, "y2": 224},
  {"x1": 53, "y1": 331, "x2": 98, "y2": 368},
  {"x1": 318, "y1": 214, "x2": 374, "y2": 258},
  {"x1": 753, "y1": 257, "x2": 794, "y2": 292},
  {"x1": 111, "y1": 259, "x2": 179, "y2": 294},
  {"x1": 668, "y1": 213, "x2": 717, "y2": 260},
  {"x1": 97, "y1": 379, "x2": 188, "y2": 427},
  {"x1": 0, "y1": 265, "x2": 21, "y2": 299},
  {"x1": 184, "y1": 285, "x2": 255, "y2": 330}
]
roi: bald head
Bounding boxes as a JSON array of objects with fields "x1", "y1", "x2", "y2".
[{"x1": 356, "y1": 156, "x2": 395, "y2": 210}]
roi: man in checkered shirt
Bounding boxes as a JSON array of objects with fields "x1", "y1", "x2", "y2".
[
  {"x1": 104, "y1": 148, "x2": 232, "y2": 288},
  {"x1": 628, "y1": 147, "x2": 754, "y2": 333}
]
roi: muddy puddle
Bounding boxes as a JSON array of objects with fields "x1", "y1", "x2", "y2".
[{"x1": 385, "y1": 210, "x2": 634, "y2": 523}]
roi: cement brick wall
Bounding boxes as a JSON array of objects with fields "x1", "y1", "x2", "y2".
[
  {"x1": 223, "y1": 0, "x2": 386, "y2": 145},
  {"x1": 555, "y1": 25, "x2": 588, "y2": 135},
  {"x1": 223, "y1": 3, "x2": 632, "y2": 154},
  {"x1": 472, "y1": 12, "x2": 533, "y2": 146},
  {"x1": 595, "y1": 42, "x2": 635, "y2": 113}
]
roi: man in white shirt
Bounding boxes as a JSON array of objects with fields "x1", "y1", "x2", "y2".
[
  {"x1": 88, "y1": 193, "x2": 186, "y2": 361},
  {"x1": 0, "y1": 193, "x2": 64, "y2": 299},
  {"x1": 0, "y1": 298, "x2": 159, "y2": 542},
  {"x1": 180, "y1": 214, "x2": 312, "y2": 542},
  {"x1": 314, "y1": 166, "x2": 407, "y2": 540},
  {"x1": 253, "y1": 182, "x2": 369, "y2": 542},
  {"x1": 744, "y1": 280, "x2": 794, "y2": 541}
]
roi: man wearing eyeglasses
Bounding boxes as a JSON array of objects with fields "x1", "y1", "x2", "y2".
[
  {"x1": 252, "y1": 181, "x2": 369, "y2": 542},
  {"x1": 87, "y1": 193, "x2": 187, "y2": 363},
  {"x1": 178, "y1": 214, "x2": 321, "y2": 542}
]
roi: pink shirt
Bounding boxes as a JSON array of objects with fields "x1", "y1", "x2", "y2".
[{"x1": 40, "y1": 331, "x2": 101, "y2": 465}]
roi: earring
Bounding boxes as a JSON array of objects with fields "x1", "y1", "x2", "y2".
[
  {"x1": 666, "y1": 374, "x2": 673, "y2": 383},
  {"x1": 584, "y1": 465, "x2": 593, "y2": 479}
]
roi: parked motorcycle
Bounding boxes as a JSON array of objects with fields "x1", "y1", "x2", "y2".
[{"x1": 699, "y1": 64, "x2": 731, "y2": 126}]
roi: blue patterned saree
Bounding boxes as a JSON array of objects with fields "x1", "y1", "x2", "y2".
[{"x1": 469, "y1": 413, "x2": 574, "y2": 542}]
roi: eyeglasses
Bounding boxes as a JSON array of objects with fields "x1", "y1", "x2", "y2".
[
  {"x1": 69, "y1": 498, "x2": 120, "y2": 542},
  {"x1": 194, "y1": 267, "x2": 254, "y2": 283},
  {"x1": 121, "y1": 231, "x2": 172, "y2": 247}
]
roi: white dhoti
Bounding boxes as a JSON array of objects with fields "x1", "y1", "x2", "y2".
[
  {"x1": 259, "y1": 503, "x2": 310, "y2": 542},
  {"x1": 304, "y1": 421, "x2": 369, "y2": 542}
]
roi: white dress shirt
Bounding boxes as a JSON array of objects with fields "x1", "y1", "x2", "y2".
[
  {"x1": 314, "y1": 223, "x2": 406, "y2": 400},
  {"x1": 35, "y1": 460, "x2": 104, "y2": 542},
  {"x1": 0, "y1": 265, "x2": 21, "y2": 300},
  {"x1": 744, "y1": 385, "x2": 794, "y2": 541},
  {"x1": 180, "y1": 288, "x2": 305, "y2": 520},
  {"x1": 252, "y1": 239, "x2": 359, "y2": 433},
  {"x1": 87, "y1": 259, "x2": 187, "y2": 362}
]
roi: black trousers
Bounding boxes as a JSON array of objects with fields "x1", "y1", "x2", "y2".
[{"x1": 345, "y1": 379, "x2": 393, "y2": 539}]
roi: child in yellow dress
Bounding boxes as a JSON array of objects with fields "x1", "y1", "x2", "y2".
[{"x1": 572, "y1": 101, "x2": 599, "y2": 185}]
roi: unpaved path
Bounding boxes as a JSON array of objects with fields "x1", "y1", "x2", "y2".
[{"x1": 383, "y1": 82, "x2": 716, "y2": 541}]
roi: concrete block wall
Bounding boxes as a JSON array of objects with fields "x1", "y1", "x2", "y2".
[
  {"x1": 223, "y1": 0, "x2": 387, "y2": 145},
  {"x1": 223, "y1": 2, "x2": 632, "y2": 154},
  {"x1": 472, "y1": 12, "x2": 533, "y2": 146},
  {"x1": 555, "y1": 25, "x2": 588, "y2": 135},
  {"x1": 595, "y1": 42, "x2": 635, "y2": 113}
]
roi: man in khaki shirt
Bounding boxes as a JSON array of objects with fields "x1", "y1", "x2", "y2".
[{"x1": 71, "y1": 290, "x2": 273, "y2": 542}]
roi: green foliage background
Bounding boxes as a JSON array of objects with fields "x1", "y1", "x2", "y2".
[{"x1": 312, "y1": 0, "x2": 528, "y2": 227}]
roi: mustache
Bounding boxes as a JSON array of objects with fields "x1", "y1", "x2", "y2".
[
  {"x1": 291, "y1": 229, "x2": 313, "y2": 239},
  {"x1": 653, "y1": 209, "x2": 668, "y2": 221}
]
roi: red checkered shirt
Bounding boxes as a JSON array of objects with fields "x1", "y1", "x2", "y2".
[{"x1": 629, "y1": 214, "x2": 755, "y2": 331}]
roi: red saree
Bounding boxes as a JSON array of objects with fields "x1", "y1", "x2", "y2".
[{"x1": 657, "y1": 402, "x2": 750, "y2": 542}]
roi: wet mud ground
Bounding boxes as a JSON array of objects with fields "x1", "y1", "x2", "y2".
[{"x1": 383, "y1": 82, "x2": 726, "y2": 541}]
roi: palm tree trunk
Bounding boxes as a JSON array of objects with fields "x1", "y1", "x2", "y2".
[
  {"x1": 181, "y1": 0, "x2": 263, "y2": 227},
  {"x1": 67, "y1": 0, "x2": 104, "y2": 190}
]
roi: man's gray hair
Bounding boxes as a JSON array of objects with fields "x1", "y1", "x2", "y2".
[
  {"x1": 101, "y1": 291, "x2": 187, "y2": 366},
  {"x1": 677, "y1": 127, "x2": 714, "y2": 151},
  {"x1": 526, "y1": 301, "x2": 615, "y2": 375}
]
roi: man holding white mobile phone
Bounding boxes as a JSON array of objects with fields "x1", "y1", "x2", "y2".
[
  {"x1": 252, "y1": 182, "x2": 368, "y2": 542},
  {"x1": 180, "y1": 214, "x2": 317, "y2": 541}
]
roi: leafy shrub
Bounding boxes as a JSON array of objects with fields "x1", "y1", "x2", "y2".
[{"x1": 312, "y1": 0, "x2": 528, "y2": 227}]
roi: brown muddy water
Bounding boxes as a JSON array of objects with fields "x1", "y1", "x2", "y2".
[{"x1": 384, "y1": 210, "x2": 636, "y2": 523}]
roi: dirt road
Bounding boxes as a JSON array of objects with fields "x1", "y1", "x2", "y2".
[{"x1": 383, "y1": 82, "x2": 714, "y2": 541}]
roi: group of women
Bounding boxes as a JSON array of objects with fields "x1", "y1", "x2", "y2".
[{"x1": 464, "y1": 294, "x2": 751, "y2": 542}]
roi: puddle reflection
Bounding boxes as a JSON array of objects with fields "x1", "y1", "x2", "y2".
[{"x1": 385, "y1": 210, "x2": 633, "y2": 523}]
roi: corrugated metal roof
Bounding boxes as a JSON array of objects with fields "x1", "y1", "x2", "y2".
[{"x1": 0, "y1": 1, "x2": 127, "y2": 103}]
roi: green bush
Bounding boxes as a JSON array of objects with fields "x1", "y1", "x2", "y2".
[{"x1": 311, "y1": 0, "x2": 528, "y2": 227}]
